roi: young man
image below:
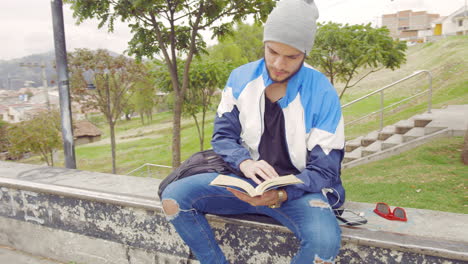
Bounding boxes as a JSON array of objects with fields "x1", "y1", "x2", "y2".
[{"x1": 161, "y1": 0, "x2": 345, "y2": 263}]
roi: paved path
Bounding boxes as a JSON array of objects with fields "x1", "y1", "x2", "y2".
[{"x1": 0, "y1": 245, "x2": 65, "y2": 264}]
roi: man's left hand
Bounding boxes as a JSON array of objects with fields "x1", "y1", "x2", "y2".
[{"x1": 227, "y1": 187, "x2": 282, "y2": 207}]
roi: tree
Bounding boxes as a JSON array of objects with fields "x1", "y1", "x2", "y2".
[
  {"x1": 184, "y1": 58, "x2": 232, "y2": 150},
  {"x1": 66, "y1": 0, "x2": 276, "y2": 167},
  {"x1": 131, "y1": 74, "x2": 161, "y2": 125},
  {"x1": 208, "y1": 22, "x2": 264, "y2": 67},
  {"x1": 308, "y1": 22, "x2": 407, "y2": 99},
  {"x1": 0, "y1": 120, "x2": 9, "y2": 153},
  {"x1": 7, "y1": 110, "x2": 62, "y2": 166},
  {"x1": 68, "y1": 49, "x2": 146, "y2": 174}
]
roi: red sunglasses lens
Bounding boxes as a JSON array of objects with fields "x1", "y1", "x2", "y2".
[
  {"x1": 376, "y1": 203, "x2": 390, "y2": 214},
  {"x1": 393, "y1": 208, "x2": 407, "y2": 220}
]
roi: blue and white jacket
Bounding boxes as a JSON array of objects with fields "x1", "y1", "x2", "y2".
[{"x1": 211, "y1": 59, "x2": 345, "y2": 208}]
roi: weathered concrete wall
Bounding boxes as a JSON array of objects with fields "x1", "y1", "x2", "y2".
[{"x1": 0, "y1": 161, "x2": 467, "y2": 264}]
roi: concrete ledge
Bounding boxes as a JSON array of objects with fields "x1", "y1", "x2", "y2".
[{"x1": 1, "y1": 161, "x2": 467, "y2": 263}]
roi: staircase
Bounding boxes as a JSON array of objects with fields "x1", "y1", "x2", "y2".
[{"x1": 343, "y1": 105, "x2": 468, "y2": 169}]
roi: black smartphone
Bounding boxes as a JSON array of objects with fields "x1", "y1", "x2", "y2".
[{"x1": 336, "y1": 209, "x2": 368, "y2": 226}]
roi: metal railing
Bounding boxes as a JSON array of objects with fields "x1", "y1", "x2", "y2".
[
  {"x1": 342, "y1": 70, "x2": 432, "y2": 131},
  {"x1": 125, "y1": 163, "x2": 172, "y2": 178}
]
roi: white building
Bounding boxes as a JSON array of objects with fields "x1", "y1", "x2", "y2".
[
  {"x1": 0, "y1": 104, "x2": 48, "y2": 123},
  {"x1": 433, "y1": 6, "x2": 468, "y2": 36}
]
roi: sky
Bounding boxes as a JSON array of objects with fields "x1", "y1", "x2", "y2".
[{"x1": 0, "y1": 0, "x2": 466, "y2": 61}]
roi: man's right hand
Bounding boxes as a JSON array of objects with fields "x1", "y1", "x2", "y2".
[{"x1": 239, "y1": 159, "x2": 279, "y2": 184}]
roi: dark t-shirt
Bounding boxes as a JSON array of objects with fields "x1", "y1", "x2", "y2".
[{"x1": 258, "y1": 96, "x2": 300, "y2": 176}]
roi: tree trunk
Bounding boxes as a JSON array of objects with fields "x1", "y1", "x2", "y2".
[
  {"x1": 462, "y1": 126, "x2": 468, "y2": 165},
  {"x1": 50, "y1": 150, "x2": 54, "y2": 167},
  {"x1": 109, "y1": 120, "x2": 117, "y2": 174},
  {"x1": 172, "y1": 94, "x2": 182, "y2": 167},
  {"x1": 191, "y1": 113, "x2": 203, "y2": 151},
  {"x1": 201, "y1": 108, "x2": 206, "y2": 151}
]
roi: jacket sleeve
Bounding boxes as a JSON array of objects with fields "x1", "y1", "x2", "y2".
[
  {"x1": 284, "y1": 147, "x2": 344, "y2": 202},
  {"x1": 284, "y1": 85, "x2": 345, "y2": 205},
  {"x1": 211, "y1": 104, "x2": 251, "y2": 173}
]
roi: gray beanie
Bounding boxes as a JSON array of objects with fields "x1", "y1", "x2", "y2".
[{"x1": 263, "y1": 0, "x2": 319, "y2": 54}]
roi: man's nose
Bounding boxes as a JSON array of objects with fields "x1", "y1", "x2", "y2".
[{"x1": 273, "y1": 56, "x2": 286, "y2": 69}]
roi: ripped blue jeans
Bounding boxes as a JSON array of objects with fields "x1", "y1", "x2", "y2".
[{"x1": 161, "y1": 173, "x2": 341, "y2": 264}]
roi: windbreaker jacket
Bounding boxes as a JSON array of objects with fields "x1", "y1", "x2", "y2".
[{"x1": 211, "y1": 59, "x2": 345, "y2": 208}]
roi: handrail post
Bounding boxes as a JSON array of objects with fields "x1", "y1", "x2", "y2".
[
  {"x1": 380, "y1": 90, "x2": 384, "y2": 131},
  {"x1": 427, "y1": 71, "x2": 433, "y2": 114}
]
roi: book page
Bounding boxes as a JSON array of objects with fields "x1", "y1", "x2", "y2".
[
  {"x1": 255, "y1": 175, "x2": 303, "y2": 193},
  {"x1": 209, "y1": 175, "x2": 257, "y2": 196}
]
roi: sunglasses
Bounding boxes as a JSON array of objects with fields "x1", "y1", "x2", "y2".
[{"x1": 373, "y1": 202, "x2": 407, "y2": 222}]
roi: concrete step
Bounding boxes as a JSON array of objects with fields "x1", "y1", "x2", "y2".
[
  {"x1": 381, "y1": 134, "x2": 404, "y2": 150},
  {"x1": 362, "y1": 141, "x2": 383, "y2": 157},
  {"x1": 403, "y1": 127, "x2": 426, "y2": 142},
  {"x1": 378, "y1": 125, "x2": 396, "y2": 140},
  {"x1": 343, "y1": 147, "x2": 362, "y2": 163},
  {"x1": 424, "y1": 120, "x2": 449, "y2": 135},
  {"x1": 361, "y1": 131, "x2": 379, "y2": 147},
  {"x1": 394, "y1": 119, "x2": 414, "y2": 134},
  {"x1": 345, "y1": 136, "x2": 363, "y2": 152},
  {"x1": 446, "y1": 104, "x2": 468, "y2": 111},
  {"x1": 412, "y1": 113, "x2": 433, "y2": 127}
]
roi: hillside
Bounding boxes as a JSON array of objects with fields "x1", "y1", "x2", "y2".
[
  {"x1": 0, "y1": 51, "x2": 56, "y2": 90},
  {"x1": 342, "y1": 36, "x2": 467, "y2": 101},
  {"x1": 17, "y1": 36, "x2": 468, "y2": 175},
  {"x1": 340, "y1": 36, "x2": 468, "y2": 138}
]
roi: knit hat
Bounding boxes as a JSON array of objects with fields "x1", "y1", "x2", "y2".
[{"x1": 263, "y1": 0, "x2": 319, "y2": 54}]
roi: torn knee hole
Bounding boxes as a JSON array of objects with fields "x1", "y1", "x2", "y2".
[
  {"x1": 162, "y1": 199, "x2": 180, "y2": 216},
  {"x1": 309, "y1": 199, "x2": 330, "y2": 208},
  {"x1": 314, "y1": 256, "x2": 332, "y2": 264}
]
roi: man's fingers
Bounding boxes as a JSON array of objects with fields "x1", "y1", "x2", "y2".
[
  {"x1": 249, "y1": 174, "x2": 263, "y2": 185},
  {"x1": 257, "y1": 160, "x2": 279, "y2": 178}
]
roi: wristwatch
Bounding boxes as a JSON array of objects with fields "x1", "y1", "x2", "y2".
[{"x1": 269, "y1": 189, "x2": 285, "y2": 209}]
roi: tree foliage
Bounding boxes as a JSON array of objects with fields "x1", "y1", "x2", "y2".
[
  {"x1": 7, "y1": 110, "x2": 62, "y2": 166},
  {"x1": 132, "y1": 78, "x2": 161, "y2": 125},
  {"x1": 208, "y1": 22, "x2": 264, "y2": 67},
  {"x1": 308, "y1": 22, "x2": 407, "y2": 98},
  {"x1": 184, "y1": 58, "x2": 232, "y2": 150},
  {"x1": 0, "y1": 120, "x2": 10, "y2": 153},
  {"x1": 152, "y1": 57, "x2": 231, "y2": 150},
  {"x1": 68, "y1": 48, "x2": 146, "y2": 173},
  {"x1": 66, "y1": 0, "x2": 276, "y2": 166}
]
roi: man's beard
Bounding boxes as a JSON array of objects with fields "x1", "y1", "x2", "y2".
[{"x1": 266, "y1": 57, "x2": 305, "y2": 84}]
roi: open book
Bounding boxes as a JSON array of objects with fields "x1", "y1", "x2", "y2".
[{"x1": 210, "y1": 174, "x2": 303, "y2": 197}]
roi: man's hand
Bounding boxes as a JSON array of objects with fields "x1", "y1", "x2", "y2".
[
  {"x1": 227, "y1": 187, "x2": 282, "y2": 207},
  {"x1": 239, "y1": 159, "x2": 279, "y2": 184}
]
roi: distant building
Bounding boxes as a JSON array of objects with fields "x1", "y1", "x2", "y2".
[
  {"x1": 0, "y1": 104, "x2": 48, "y2": 123},
  {"x1": 382, "y1": 10, "x2": 440, "y2": 42},
  {"x1": 432, "y1": 6, "x2": 468, "y2": 37},
  {"x1": 73, "y1": 120, "x2": 102, "y2": 145}
]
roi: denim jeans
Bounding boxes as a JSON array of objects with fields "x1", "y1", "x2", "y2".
[{"x1": 161, "y1": 173, "x2": 341, "y2": 264}]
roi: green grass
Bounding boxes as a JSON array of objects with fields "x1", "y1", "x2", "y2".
[
  {"x1": 342, "y1": 137, "x2": 467, "y2": 214},
  {"x1": 73, "y1": 113, "x2": 216, "y2": 175}
]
